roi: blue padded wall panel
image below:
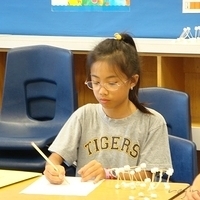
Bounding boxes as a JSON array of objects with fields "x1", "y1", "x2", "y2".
[{"x1": 1, "y1": 0, "x2": 200, "y2": 38}]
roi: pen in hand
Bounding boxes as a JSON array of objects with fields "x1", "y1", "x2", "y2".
[{"x1": 31, "y1": 142, "x2": 70, "y2": 184}]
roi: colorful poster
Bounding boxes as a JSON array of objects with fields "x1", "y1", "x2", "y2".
[{"x1": 51, "y1": 0, "x2": 130, "y2": 12}]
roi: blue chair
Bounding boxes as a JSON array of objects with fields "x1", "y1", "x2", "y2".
[
  {"x1": 169, "y1": 135, "x2": 198, "y2": 184},
  {"x1": 0, "y1": 45, "x2": 77, "y2": 173},
  {"x1": 138, "y1": 87, "x2": 192, "y2": 140}
]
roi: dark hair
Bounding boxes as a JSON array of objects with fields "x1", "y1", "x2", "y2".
[{"x1": 86, "y1": 33, "x2": 151, "y2": 114}]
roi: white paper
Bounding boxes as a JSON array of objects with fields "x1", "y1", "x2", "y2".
[{"x1": 21, "y1": 176, "x2": 104, "y2": 196}]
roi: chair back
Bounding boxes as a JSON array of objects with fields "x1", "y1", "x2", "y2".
[
  {"x1": 1, "y1": 45, "x2": 77, "y2": 122},
  {"x1": 169, "y1": 135, "x2": 198, "y2": 184},
  {"x1": 0, "y1": 45, "x2": 77, "y2": 150},
  {"x1": 138, "y1": 87, "x2": 192, "y2": 140}
]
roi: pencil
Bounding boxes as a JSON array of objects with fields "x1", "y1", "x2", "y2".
[{"x1": 31, "y1": 142, "x2": 69, "y2": 184}]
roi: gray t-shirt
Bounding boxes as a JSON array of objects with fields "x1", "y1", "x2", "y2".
[{"x1": 49, "y1": 103, "x2": 172, "y2": 174}]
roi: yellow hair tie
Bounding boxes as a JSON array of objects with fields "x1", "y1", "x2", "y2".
[{"x1": 114, "y1": 33, "x2": 122, "y2": 40}]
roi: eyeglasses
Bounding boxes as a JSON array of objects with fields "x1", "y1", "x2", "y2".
[{"x1": 85, "y1": 80, "x2": 127, "y2": 91}]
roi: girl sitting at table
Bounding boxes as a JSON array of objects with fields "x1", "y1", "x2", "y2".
[{"x1": 43, "y1": 32, "x2": 172, "y2": 184}]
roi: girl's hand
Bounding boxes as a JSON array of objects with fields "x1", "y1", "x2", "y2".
[
  {"x1": 78, "y1": 160, "x2": 105, "y2": 183},
  {"x1": 183, "y1": 186, "x2": 200, "y2": 200},
  {"x1": 43, "y1": 164, "x2": 66, "y2": 185}
]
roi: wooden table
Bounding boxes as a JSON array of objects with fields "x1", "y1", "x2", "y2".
[{"x1": 0, "y1": 176, "x2": 190, "y2": 200}]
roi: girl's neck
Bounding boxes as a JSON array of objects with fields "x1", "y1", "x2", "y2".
[{"x1": 102, "y1": 100, "x2": 137, "y2": 119}]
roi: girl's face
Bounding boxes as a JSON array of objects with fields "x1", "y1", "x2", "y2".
[{"x1": 90, "y1": 61, "x2": 138, "y2": 116}]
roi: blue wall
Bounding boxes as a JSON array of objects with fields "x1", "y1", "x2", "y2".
[{"x1": 0, "y1": 0, "x2": 200, "y2": 38}]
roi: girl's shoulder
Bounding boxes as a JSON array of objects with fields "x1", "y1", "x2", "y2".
[
  {"x1": 138, "y1": 107, "x2": 166, "y2": 124},
  {"x1": 72, "y1": 103, "x2": 100, "y2": 116},
  {"x1": 77, "y1": 103, "x2": 99, "y2": 111}
]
